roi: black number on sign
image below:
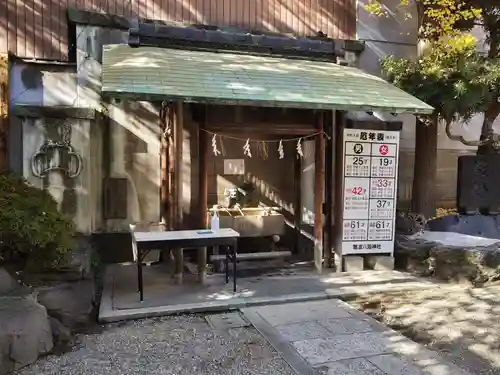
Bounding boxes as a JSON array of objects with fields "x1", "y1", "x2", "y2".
[
  {"x1": 376, "y1": 200, "x2": 388, "y2": 208},
  {"x1": 376, "y1": 179, "x2": 390, "y2": 188},
  {"x1": 375, "y1": 221, "x2": 388, "y2": 229},
  {"x1": 350, "y1": 221, "x2": 362, "y2": 229},
  {"x1": 379, "y1": 158, "x2": 392, "y2": 166},
  {"x1": 353, "y1": 157, "x2": 364, "y2": 166}
]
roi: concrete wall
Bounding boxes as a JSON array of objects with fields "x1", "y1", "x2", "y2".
[
  {"x1": 75, "y1": 25, "x2": 164, "y2": 231},
  {"x1": 9, "y1": 60, "x2": 101, "y2": 233},
  {"x1": 9, "y1": 62, "x2": 78, "y2": 107}
]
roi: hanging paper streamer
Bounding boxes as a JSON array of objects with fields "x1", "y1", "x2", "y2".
[
  {"x1": 212, "y1": 134, "x2": 221, "y2": 156},
  {"x1": 243, "y1": 138, "x2": 252, "y2": 158},
  {"x1": 258, "y1": 141, "x2": 269, "y2": 160},
  {"x1": 278, "y1": 139, "x2": 284, "y2": 159},
  {"x1": 296, "y1": 138, "x2": 304, "y2": 158},
  {"x1": 219, "y1": 136, "x2": 227, "y2": 157}
]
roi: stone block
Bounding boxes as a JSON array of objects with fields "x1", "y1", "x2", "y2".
[
  {"x1": 367, "y1": 353, "x2": 432, "y2": 375},
  {"x1": 37, "y1": 279, "x2": 95, "y2": 330},
  {"x1": 205, "y1": 312, "x2": 249, "y2": 330},
  {"x1": 0, "y1": 268, "x2": 20, "y2": 295},
  {"x1": 0, "y1": 297, "x2": 53, "y2": 375},
  {"x1": 274, "y1": 321, "x2": 332, "y2": 341},
  {"x1": 343, "y1": 256, "x2": 364, "y2": 272},
  {"x1": 333, "y1": 253, "x2": 342, "y2": 272},
  {"x1": 318, "y1": 317, "x2": 377, "y2": 335},
  {"x1": 254, "y1": 300, "x2": 352, "y2": 326},
  {"x1": 315, "y1": 358, "x2": 386, "y2": 375},
  {"x1": 48, "y1": 316, "x2": 72, "y2": 351},
  {"x1": 429, "y1": 244, "x2": 500, "y2": 285},
  {"x1": 292, "y1": 332, "x2": 389, "y2": 365},
  {"x1": 394, "y1": 236, "x2": 436, "y2": 275},
  {"x1": 365, "y1": 255, "x2": 395, "y2": 271}
]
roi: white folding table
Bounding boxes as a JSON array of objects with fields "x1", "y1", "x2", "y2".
[{"x1": 130, "y1": 228, "x2": 240, "y2": 301}]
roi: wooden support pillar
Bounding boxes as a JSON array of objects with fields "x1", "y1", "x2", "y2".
[
  {"x1": 333, "y1": 111, "x2": 346, "y2": 271},
  {"x1": 173, "y1": 102, "x2": 184, "y2": 283},
  {"x1": 160, "y1": 105, "x2": 169, "y2": 225},
  {"x1": 198, "y1": 105, "x2": 208, "y2": 284},
  {"x1": 314, "y1": 112, "x2": 325, "y2": 273},
  {"x1": 170, "y1": 104, "x2": 177, "y2": 228},
  {"x1": 324, "y1": 110, "x2": 334, "y2": 268},
  {"x1": 293, "y1": 154, "x2": 302, "y2": 254},
  {"x1": 175, "y1": 102, "x2": 184, "y2": 227}
]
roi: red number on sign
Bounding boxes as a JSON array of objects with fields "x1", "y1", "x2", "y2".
[{"x1": 351, "y1": 187, "x2": 363, "y2": 195}]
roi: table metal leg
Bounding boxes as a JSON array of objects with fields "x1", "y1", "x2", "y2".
[
  {"x1": 232, "y1": 240, "x2": 238, "y2": 293},
  {"x1": 225, "y1": 246, "x2": 229, "y2": 284},
  {"x1": 137, "y1": 250, "x2": 144, "y2": 302},
  {"x1": 198, "y1": 246, "x2": 207, "y2": 284},
  {"x1": 173, "y1": 247, "x2": 183, "y2": 285}
]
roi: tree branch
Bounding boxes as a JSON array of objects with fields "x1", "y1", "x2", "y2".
[{"x1": 445, "y1": 121, "x2": 491, "y2": 147}]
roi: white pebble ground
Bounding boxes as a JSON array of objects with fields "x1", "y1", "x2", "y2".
[{"x1": 13, "y1": 314, "x2": 295, "y2": 375}]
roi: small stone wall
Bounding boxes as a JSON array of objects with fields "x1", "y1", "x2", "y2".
[{"x1": 395, "y1": 235, "x2": 500, "y2": 285}]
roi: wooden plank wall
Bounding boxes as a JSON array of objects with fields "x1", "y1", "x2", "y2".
[{"x1": 1, "y1": 0, "x2": 356, "y2": 60}]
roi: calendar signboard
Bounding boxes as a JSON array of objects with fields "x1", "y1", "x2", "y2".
[{"x1": 341, "y1": 129, "x2": 400, "y2": 255}]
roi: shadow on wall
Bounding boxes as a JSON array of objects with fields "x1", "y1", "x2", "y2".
[
  {"x1": 2, "y1": 0, "x2": 355, "y2": 60},
  {"x1": 206, "y1": 137, "x2": 296, "y2": 216},
  {"x1": 104, "y1": 100, "x2": 162, "y2": 231}
]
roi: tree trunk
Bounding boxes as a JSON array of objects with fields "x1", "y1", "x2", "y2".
[
  {"x1": 477, "y1": 103, "x2": 500, "y2": 155},
  {"x1": 411, "y1": 118, "x2": 438, "y2": 218}
]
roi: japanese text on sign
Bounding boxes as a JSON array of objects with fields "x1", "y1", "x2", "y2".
[{"x1": 341, "y1": 130, "x2": 400, "y2": 255}]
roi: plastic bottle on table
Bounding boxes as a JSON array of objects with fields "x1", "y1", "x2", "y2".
[{"x1": 211, "y1": 205, "x2": 220, "y2": 231}]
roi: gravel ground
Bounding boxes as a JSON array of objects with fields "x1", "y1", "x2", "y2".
[
  {"x1": 13, "y1": 314, "x2": 295, "y2": 375},
  {"x1": 349, "y1": 285, "x2": 500, "y2": 375}
]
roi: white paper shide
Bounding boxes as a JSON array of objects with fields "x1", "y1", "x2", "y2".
[{"x1": 341, "y1": 129, "x2": 400, "y2": 255}]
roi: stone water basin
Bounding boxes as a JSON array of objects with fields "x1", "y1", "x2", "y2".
[{"x1": 209, "y1": 208, "x2": 285, "y2": 238}]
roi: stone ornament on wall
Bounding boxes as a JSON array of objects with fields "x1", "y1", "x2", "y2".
[
  {"x1": 31, "y1": 119, "x2": 83, "y2": 179},
  {"x1": 31, "y1": 141, "x2": 83, "y2": 179}
]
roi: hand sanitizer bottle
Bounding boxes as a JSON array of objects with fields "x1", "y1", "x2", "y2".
[{"x1": 211, "y1": 205, "x2": 220, "y2": 231}]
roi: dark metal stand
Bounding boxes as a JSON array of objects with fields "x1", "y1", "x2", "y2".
[{"x1": 224, "y1": 245, "x2": 238, "y2": 293}]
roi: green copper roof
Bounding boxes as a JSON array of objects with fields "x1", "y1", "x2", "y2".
[{"x1": 101, "y1": 45, "x2": 433, "y2": 114}]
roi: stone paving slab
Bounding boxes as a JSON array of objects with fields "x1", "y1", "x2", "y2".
[
  {"x1": 315, "y1": 358, "x2": 386, "y2": 375},
  {"x1": 317, "y1": 317, "x2": 381, "y2": 335},
  {"x1": 292, "y1": 332, "x2": 391, "y2": 364},
  {"x1": 274, "y1": 321, "x2": 333, "y2": 342},
  {"x1": 253, "y1": 300, "x2": 353, "y2": 326},
  {"x1": 205, "y1": 312, "x2": 250, "y2": 330},
  {"x1": 241, "y1": 300, "x2": 473, "y2": 375}
]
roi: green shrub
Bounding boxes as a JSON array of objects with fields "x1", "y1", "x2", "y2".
[{"x1": 0, "y1": 172, "x2": 75, "y2": 269}]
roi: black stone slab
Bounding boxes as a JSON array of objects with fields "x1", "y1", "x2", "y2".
[{"x1": 456, "y1": 155, "x2": 500, "y2": 214}]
